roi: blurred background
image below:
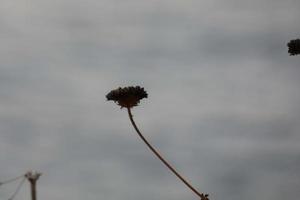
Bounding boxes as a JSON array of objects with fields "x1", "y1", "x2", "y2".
[{"x1": 0, "y1": 0, "x2": 300, "y2": 200}]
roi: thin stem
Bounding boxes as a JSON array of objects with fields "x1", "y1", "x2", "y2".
[
  {"x1": 8, "y1": 177, "x2": 26, "y2": 200},
  {"x1": 0, "y1": 174, "x2": 25, "y2": 186},
  {"x1": 127, "y1": 107, "x2": 208, "y2": 200}
]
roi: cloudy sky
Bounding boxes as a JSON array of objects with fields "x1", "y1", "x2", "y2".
[{"x1": 0, "y1": 0, "x2": 300, "y2": 200}]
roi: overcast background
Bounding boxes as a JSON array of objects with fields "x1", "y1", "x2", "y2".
[{"x1": 1, "y1": 0, "x2": 300, "y2": 200}]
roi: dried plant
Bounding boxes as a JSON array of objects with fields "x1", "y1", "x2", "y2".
[
  {"x1": 106, "y1": 86, "x2": 209, "y2": 200},
  {"x1": 287, "y1": 39, "x2": 300, "y2": 56}
]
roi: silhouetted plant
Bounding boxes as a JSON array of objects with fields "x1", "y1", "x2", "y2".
[
  {"x1": 287, "y1": 39, "x2": 300, "y2": 56},
  {"x1": 106, "y1": 86, "x2": 210, "y2": 200}
]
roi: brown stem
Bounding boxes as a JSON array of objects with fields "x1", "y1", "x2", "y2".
[{"x1": 127, "y1": 107, "x2": 208, "y2": 200}]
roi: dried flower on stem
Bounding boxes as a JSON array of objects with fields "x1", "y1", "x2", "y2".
[{"x1": 106, "y1": 86, "x2": 210, "y2": 200}]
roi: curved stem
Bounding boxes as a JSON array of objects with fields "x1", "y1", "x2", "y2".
[{"x1": 127, "y1": 107, "x2": 208, "y2": 200}]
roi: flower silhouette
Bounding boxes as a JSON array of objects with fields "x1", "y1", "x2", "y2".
[
  {"x1": 287, "y1": 39, "x2": 300, "y2": 56},
  {"x1": 106, "y1": 86, "x2": 148, "y2": 108}
]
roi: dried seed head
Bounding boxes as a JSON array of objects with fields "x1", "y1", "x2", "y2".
[
  {"x1": 287, "y1": 39, "x2": 300, "y2": 56},
  {"x1": 106, "y1": 86, "x2": 148, "y2": 108}
]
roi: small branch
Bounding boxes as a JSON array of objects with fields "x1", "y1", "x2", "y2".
[{"x1": 25, "y1": 171, "x2": 42, "y2": 200}]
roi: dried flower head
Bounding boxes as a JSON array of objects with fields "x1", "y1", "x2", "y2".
[
  {"x1": 106, "y1": 86, "x2": 148, "y2": 108},
  {"x1": 287, "y1": 39, "x2": 300, "y2": 56}
]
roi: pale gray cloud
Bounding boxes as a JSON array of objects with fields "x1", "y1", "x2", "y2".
[{"x1": 1, "y1": 0, "x2": 300, "y2": 200}]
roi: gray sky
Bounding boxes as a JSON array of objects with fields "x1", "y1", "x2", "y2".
[{"x1": 1, "y1": 0, "x2": 300, "y2": 200}]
